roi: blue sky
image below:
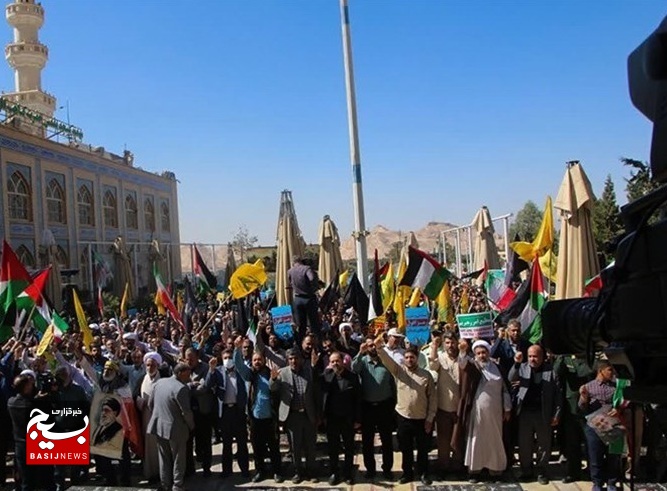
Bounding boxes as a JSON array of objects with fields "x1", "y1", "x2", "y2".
[{"x1": 13, "y1": 1, "x2": 664, "y2": 245}]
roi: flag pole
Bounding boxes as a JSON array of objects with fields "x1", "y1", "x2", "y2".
[{"x1": 339, "y1": 0, "x2": 369, "y2": 290}]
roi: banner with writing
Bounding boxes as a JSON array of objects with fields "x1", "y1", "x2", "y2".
[
  {"x1": 270, "y1": 305, "x2": 294, "y2": 340},
  {"x1": 405, "y1": 306, "x2": 430, "y2": 346},
  {"x1": 456, "y1": 311, "x2": 495, "y2": 339}
]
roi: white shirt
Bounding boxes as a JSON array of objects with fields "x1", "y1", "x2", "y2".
[{"x1": 384, "y1": 346, "x2": 405, "y2": 365}]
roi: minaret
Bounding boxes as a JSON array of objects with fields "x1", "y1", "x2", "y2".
[{"x1": 4, "y1": 0, "x2": 56, "y2": 120}]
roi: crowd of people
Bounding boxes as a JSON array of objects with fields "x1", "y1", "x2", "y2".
[{"x1": 0, "y1": 257, "x2": 664, "y2": 491}]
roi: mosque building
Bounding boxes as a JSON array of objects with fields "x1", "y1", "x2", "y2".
[{"x1": 0, "y1": 0, "x2": 181, "y2": 302}]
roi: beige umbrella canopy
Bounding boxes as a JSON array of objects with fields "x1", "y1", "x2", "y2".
[
  {"x1": 112, "y1": 236, "x2": 134, "y2": 302},
  {"x1": 148, "y1": 239, "x2": 166, "y2": 291},
  {"x1": 39, "y1": 229, "x2": 62, "y2": 311},
  {"x1": 276, "y1": 190, "x2": 306, "y2": 306},
  {"x1": 223, "y1": 243, "x2": 237, "y2": 290},
  {"x1": 555, "y1": 162, "x2": 600, "y2": 299},
  {"x1": 472, "y1": 206, "x2": 501, "y2": 271},
  {"x1": 318, "y1": 215, "x2": 343, "y2": 287}
]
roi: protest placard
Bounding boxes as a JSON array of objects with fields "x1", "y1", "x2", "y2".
[
  {"x1": 270, "y1": 305, "x2": 294, "y2": 340},
  {"x1": 456, "y1": 311, "x2": 495, "y2": 339},
  {"x1": 405, "y1": 306, "x2": 430, "y2": 346}
]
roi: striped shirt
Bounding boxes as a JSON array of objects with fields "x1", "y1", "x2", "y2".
[{"x1": 579, "y1": 378, "x2": 615, "y2": 413}]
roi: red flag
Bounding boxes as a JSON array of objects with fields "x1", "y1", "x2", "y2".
[{"x1": 97, "y1": 288, "x2": 104, "y2": 316}]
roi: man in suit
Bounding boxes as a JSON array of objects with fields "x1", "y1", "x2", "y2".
[
  {"x1": 322, "y1": 351, "x2": 361, "y2": 485},
  {"x1": 148, "y1": 363, "x2": 195, "y2": 491},
  {"x1": 509, "y1": 345, "x2": 561, "y2": 485},
  {"x1": 184, "y1": 348, "x2": 216, "y2": 477},
  {"x1": 270, "y1": 347, "x2": 320, "y2": 484},
  {"x1": 207, "y1": 348, "x2": 250, "y2": 478},
  {"x1": 491, "y1": 319, "x2": 531, "y2": 378}
]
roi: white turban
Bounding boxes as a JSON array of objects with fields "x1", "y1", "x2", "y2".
[
  {"x1": 123, "y1": 332, "x2": 138, "y2": 341},
  {"x1": 20, "y1": 369, "x2": 36, "y2": 379},
  {"x1": 472, "y1": 340, "x2": 492, "y2": 353},
  {"x1": 143, "y1": 352, "x2": 162, "y2": 365}
]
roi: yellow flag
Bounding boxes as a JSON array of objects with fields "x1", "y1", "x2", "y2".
[
  {"x1": 176, "y1": 291, "x2": 184, "y2": 314},
  {"x1": 460, "y1": 287, "x2": 470, "y2": 314},
  {"x1": 120, "y1": 282, "x2": 130, "y2": 318},
  {"x1": 36, "y1": 325, "x2": 55, "y2": 356},
  {"x1": 437, "y1": 280, "x2": 454, "y2": 324},
  {"x1": 408, "y1": 288, "x2": 422, "y2": 307},
  {"x1": 155, "y1": 290, "x2": 166, "y2": 315},
  {"x1": 229, "y1": 259, "x2": 268, "y2": 299},
  {"x1": 380, "y1": 263, "x2": 395, "y2": 311},
  {"x1": 511, "y1": 196, "x2": 555, "y2": 263},
  {"x1": 339, "y1": 270, "x2": 350, "y2": 290},
  {"x1": 72, "y1": 289, "x2": 93, "y2": 350},
  {"x1": 393, "y1": 251, "x2": 410, "y2": 329},
  {"x1": 539, "y1": 249, "x2": 558, "y2": 285}
]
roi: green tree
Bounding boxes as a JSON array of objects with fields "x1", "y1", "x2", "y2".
[
  {"x1": 509, "y1": 200, "x2": 543, "y2": 242},
  {"x1": 592, "y1": 175, "x2": 623, "y2": 261},
  {"x1": 231, "y1": 224, "x2": 258, "y2": 262},
  {"x1": 624, "y1": 157, "x2": 660, "y2": 202}
]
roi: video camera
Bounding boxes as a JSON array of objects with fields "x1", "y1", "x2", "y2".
[{"x1": 542, "y1": 15, "x2": 667, "y2": 404}]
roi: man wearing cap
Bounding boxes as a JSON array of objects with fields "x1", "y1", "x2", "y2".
[
  {"x1": 270, "y1": 347, "x2": 321, "y2": 484},
  {"x1": 287, "y1": 256, "x2": 321, "y2": 341},
  {"x1": 352, "y1": 335, "x2": 396, "y2": 480},
  {"x1": 384, "y1": 328, "x2": 405, "y2": 364},
  {"x1": 149, "y1": 363, "x2": 195, "y2": 491},
  {"x1": 375, "y1": 337, "x2": 437, "y2": 485}
]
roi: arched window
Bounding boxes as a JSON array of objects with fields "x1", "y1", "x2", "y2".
[
  {"x1": 144, "y1": 198, "x2": 155, "y2": 232},
  {"x1": 103, "y1": 190, "x2": 117, "y2": 228},
  {"x1": 46, "y1": 178, "x2": 66, "y2": 224},
  {"x1": 77, "y1": 185, "x2": 94, "y2": 226},
  {"x1": 16, "y1": 245, "x2": 35, "y2": 269},
  {"x1": 7, "y1": 170, "x2": 31, "y2": 220},
  {"x1": 125, "y1": 194, "x2": 138, "y2": 229},
  {"x1": 160, "y1": 201, "x2": 170, "y2": 232}
]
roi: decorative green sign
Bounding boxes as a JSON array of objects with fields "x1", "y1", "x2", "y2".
[
  {"x1": 456, "y1": 311, "x2": 495, "y2": 339},
  {"x1": 0, "y1": 97, "x2": 83, "y2": 141}
]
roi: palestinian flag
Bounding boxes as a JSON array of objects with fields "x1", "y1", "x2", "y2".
[
  {"x1": 518, "y1": 258, "x2": 548, "y2": 343},
  {"x1": 368, "y1": 250, "x2": 386, "y2": 322},
  {"x1": 194, "y1": 245, "x2": 217, "y2": 291},
  {"x1": 584, "y1": 261, "x2": 615, "y2": 297},
  {"x1": 154, "y1": 264, "x2": 183, "y2": 325},
  {"x1": 16, "y1": 268, "x2": 70, "y2": 338},
  {"x1": 0, "y1": 240, "x2": 32, "y2": 315},
  {"x1": 399, "y1": 246, "x2": 452, "y2": 299},
  {"x1": 343, "y1": 273, "x2": 369, "y2": 325}
]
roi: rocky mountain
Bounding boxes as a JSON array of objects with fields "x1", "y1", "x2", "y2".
[{"x1": 339, "y1": 221, "x2": 505, "y2": 261}]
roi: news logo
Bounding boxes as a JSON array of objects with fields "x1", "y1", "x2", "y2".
[{"x1": 26, "y1": 407, "x2": 90, "y2": 465}]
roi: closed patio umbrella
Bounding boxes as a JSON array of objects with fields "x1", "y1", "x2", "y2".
[
  {"x1": 555, "y1": 162, "x2": 599, "y2": 299},
  {"x1": 276, "y1": 190, "x2": 306, "y2": 306},
  {"x1": 318, "y1": 215, "x2": 343, "y2": 287},
  {"x1": 112, "y1": 236, "x2": 134, "y2": 302},
  {"x1": 40, "y1": 229, "x2": 62, "y2": 311},
  {"x1": 472, "y1": 206, "x2": 501, "y2": 271}
]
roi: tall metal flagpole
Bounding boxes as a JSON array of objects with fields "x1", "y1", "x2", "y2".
[{"x1": 340, "y1": 0, "x2": 369, "y2": 290}]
